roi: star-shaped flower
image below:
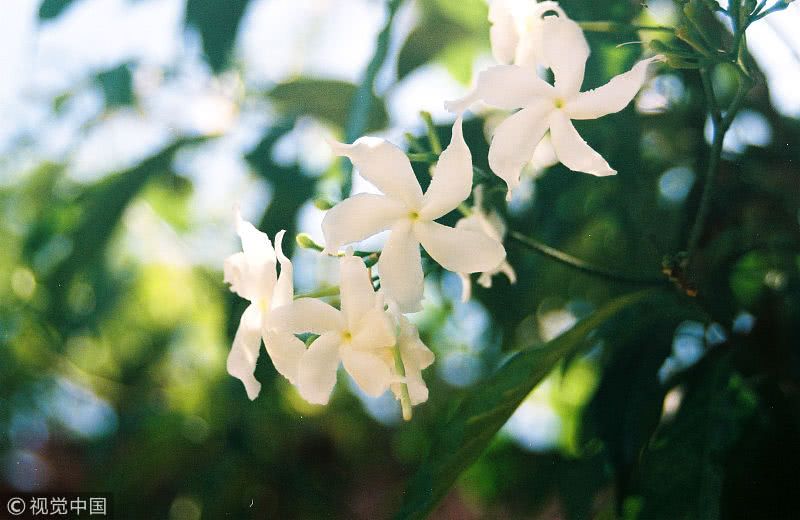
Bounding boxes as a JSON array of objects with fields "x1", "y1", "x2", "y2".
[
  {"x1": 267, "y1": 254, "x2": 397, "y2": 405},
  {"x1": 447, "y1": 13, "x2": 662, "y2": 198},
  {"x1": 224, "y1": 212, "x2": 300, "y2": 400},
  {"x1": 322, "y1": 117, "x2": 506, "y2": 312}
]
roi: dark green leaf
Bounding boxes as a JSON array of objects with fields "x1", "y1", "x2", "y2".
[
  {"x1": 39, "y1": 0, "x2": 76, "y2": 21},
  {"x1": 95, "y1": 63, "x2": 135, "y2": 108},
  {"x1": 396, "y1": 290, "x2": 660, "y2": 520},
  {"x1": 397, "y1": 19, "x2": 469, "y2": 81},
  {"x1": 268, "y1": 79, "x2": 388, "y2": 133},
  {"x1": 185, "y1": 0, "x2": 252, "y2": 72},
  {"x1": 627, "y1": 354, "x2": 757, "y2": 520}
]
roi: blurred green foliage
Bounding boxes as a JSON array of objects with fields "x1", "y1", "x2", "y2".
[{"x1": 3, "y1": 0, "x2": 800, "y2": 519}]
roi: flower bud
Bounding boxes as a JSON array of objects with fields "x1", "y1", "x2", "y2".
[{"x1": 296, "y1": 233, "x2": 323, "y2": 251}]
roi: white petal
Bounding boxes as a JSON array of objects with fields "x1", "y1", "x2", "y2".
[
  {"x1": 297, "y1": 331, "x2": 342, "y2": 405},
  {"x1": 549, "y1": 110, "x2": 616, "y2": 176},
  {"x1": 329, "y1": 137, "x2": 423, "y2": 208},
  {"x1": 458, "y1": 273, "x2": 472, "y2": 302},
  {"x1": 223, "y1": 252, "x2": 250, "y2": 300},
  {"x1": 420, "y1": 117, "x2": 473, "y2": 221},
  {"x1": 489, "y1": 0, "x2": 518, "y2": 64},
  {"x1": 445, "y1": 65, "x2": 554, "y2": 113},
  {"x1": 488, "y1": 100, "x2": 554, "y2": 197},
  {"x1": 263, "y1": 329, "x2": 305, "y2": 385},
  {"x1": 236, "y1": 211, "x2": 276, "y2": 262},
  {"x1": 321, "y1": 193, "x2": 407, "y2": 253},
  {"x1": 268, "y1": 298, "x2": 344, "y2": 335},
  {"x1": 341, "y1": 348, "x2": 393, "y2": 397},
  {"x1": 395, "y1": 315, "x2": 435, "y2": 405},
  {"x1": 226, "y1": 213, "x2": 278, "y2": 302},
  {"x1": 513, "y1": 1, "x2": 567, "y2": 67},
  {"x1": 271, "y1": 230, "x2": 294, "y2": 309},
  {"x1": 565, "y1": 56, "x2": 662, "y2": 120},
  {"x1": 227, "y1": 304, "x2": 263, "y2": 400},
  {"x1": 415, "y1": 220, "x2": 506, "y2": 274},
  {"x1": 540, "y1": 16, "x2": 590, "y2": 97},
  {"x1": 339, "y1": 254, "x2": 377, "y2": 329},
  {"x1": 377, "y1": 220, "x2": 424, "y2": 313},
  {"x1": 352, "y1": 307, "x2": 396, "y2": 351}
]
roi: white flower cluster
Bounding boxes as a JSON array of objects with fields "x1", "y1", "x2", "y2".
[{"x1": 224, "y1": 1, "x2": 660, "y2": 414}]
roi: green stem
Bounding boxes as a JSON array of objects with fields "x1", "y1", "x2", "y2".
[
  {"x1": 392, "y1": 346, "x2": 413, "y2": 421},
  {"x1": 578, "y1": 21, "x2": 675, "y2": 33},
  {"x1": 294, "y1": 286, "x2": 340, "y2": 299},
  {"x1": 420, "y1": 111, "x2": 442, "y2": 155},
  {"x1": 508, "y1": 231, "x2": 668, "y2": 285},
  {"x1": 341, "y1": 0, "x2": 404, "y2": 198}
]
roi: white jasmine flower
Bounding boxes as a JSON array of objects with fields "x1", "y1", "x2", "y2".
[
  {"x1": 268, "y1": 254, "x2": 397, "y2": 405},
  {"x1": 447, "y1": 14, "x2": 662, "y2": 198},
  {"x1": 455, "y1": 186, "x2": 517, "y2": 301},
  {"x1": 322, "y1": 117, "x2": 506, "y2": 312},
  {"x1": 224, "y1": 211, "x2": 299, "y2": 400},
  {"x1": 489, "y1": 0, "x2": 566, "y2": 67},
  {"x1": 389, "y1": 310, "x2": 435, "y2": 406}
]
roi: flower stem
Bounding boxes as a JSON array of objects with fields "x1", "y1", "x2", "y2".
[
  {"x1": 420, "y1": 111, "x2": 442, "y2": 155},
  {"x1": 341, "y1": 0, "x2": 404, "y2": 198},
  {"x1": 392, "y1": 346, "x2": 413, "y2": 421},
  {"x1": 578, "y1": 21, "x2": 675, "y2": 33},
  {"x1": 508, "y1": 231, "x2": 668, "y2": 285}
]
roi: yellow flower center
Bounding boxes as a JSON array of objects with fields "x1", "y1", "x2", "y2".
[
  {"x1": 341, "y1": 330, "x2": 353, "y2": 342},
  {"x1": 554, "y1": 98, "x2": 565, "y2": 109},
  {"x1": 408, "y1": 210, "x2": 420, "y2": 221}
]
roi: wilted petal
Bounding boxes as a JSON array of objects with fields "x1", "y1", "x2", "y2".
[
  {"x1": 445, "y1": 65, "x2": 554, "y2": 113},
  {"x1": 341, "y1": 349, "x2": 393, "y2": 397},
  {"x1": 352, "y1": 307, "x2": 396, "y2": 351},
  {"x1": 263, "y1": 329, "x2": 305, "y2": 385},
  {"x1": 297, "y1": 332, "x2": 342, "y2": 405},
  {"x1": 549, "y1": 110, "x2": 616, "y2": 176},
  {"x1": 268, "y1": 298, "x2": 344, "y2": 335},
  {"x1": 227, "y1": 304, "x2": 264, "y2": 400},
  {"x1": 329, "y1": 137, "x2": 423, "y2": 208},
  {"x1": 271, "y1": 230, "x2": 294, "y2": 309},
  {"x1": 339, "y1": 254, "x2": 377, "y2": 328},
  {"x1": 488, "y1": 99, "x2": 553, "y2": 197},
  {"x1": 489, "y1": 0, "x2": 518, "y2": 64},
  {"x1": 321, "y1": 193, "x2": 407, "y2": 253},
  {"x1": 394, "y1": 315, "x2": 434, "y2": 405},
  {"x1": 377, "y1": 220, "x2": 424, "y2": 313},
  {"x1": 540, "y1": 16, "x2": 590, "y2": 97},
  {"x1": 415, "y1": 220, "x2": 506, "y2": 274},
  {"x1": 565, "y1": 56, "x2": 662, "y2": 120},
  {"x1": 420, "y1": 117, "x2": 473, "y2": 221}
]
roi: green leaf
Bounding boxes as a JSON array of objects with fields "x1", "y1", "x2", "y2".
[
  {"x1": 627, "y1": 354, "x2": 757, "y2": 519},
  {"x1": 39, "y1": 0, "x2": 76, "y2": 21},
  {"x1": 185, "y1": 0, "x2": 252, "y2": 72},
  {"x1": 95, "y1": 63, "x2": 135, "y2": 108},
  {"x1": 268, "y1": 79, "x2": 388, "y2": 133},
  {"x1": 397, "y1": 19, "x2": 470, "y2": 81},
  {"x1": 396, "y1": 290, "x2": 660, "y2": 520}
]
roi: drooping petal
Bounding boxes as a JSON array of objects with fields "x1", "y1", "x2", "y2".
[
  {"x1": 321, "y1": 193, "x2": 407, "y2": 253},
  {"x1": 487, "y1": 99, "x2": 554, "y2": 197},
  {"x1": 352, "y1": 307, "x2": 396, "y2": 351},
  {"x1": 263, "y1": 329, "x2": 305, "y2": 385},
  {"x1": 236, "y1": 210, "x2": 276, "y2": 264},
  {"x1": 225, "y1": 213, "x2": 279, "y2": 303},
  {"x1": 377, "y1": 220, "x2": 424, "y2": 313},
  {"x1": 444, "y1": 65, "x2": 554, "y2": 113},
  {"x1": 565, "y1": 56, "x2": 662, "y2": 120},
  {"x1": 339, "y1": 254, "x2": 377, "y2": 328},
  {"x1": 271, "y1": 230, "x2": 294, "y2": 309},
  {"x1": 329, "y1": 137, "x2": 423, "y2": 208},
  {"x1": 488, "y1": 0, "x2": 518, "y2": 64},
  {"x1": 341, "y1": 348, "x2": 393, "y2": 397},
  {"x1": 415, "y1": 220, "x2": 506, "y2": 274},
  {"x1": 540, "y1": 16, "x2": 590, "y2": 97},
  {"x1": 227, "y1": 304, "x2": 264, "y2": 400},
  {"x1": 297, "y1": 331, "x2": 342, "y2": 405},
  {"x1": 548, "y1": 110, "x2": 616, "y2": 176},
  {"x1": 420, "y1": 117, "x2": 473, "y2": 221},
  {"x1": 268, "y1": 298, "x2": 344, "y2": 335},
  {"x1": 458, "y1": 273, "x2": 473, "y2": 302},
  {"x1": 394, "y1": 315, "x2": 435, "y2": 405}
]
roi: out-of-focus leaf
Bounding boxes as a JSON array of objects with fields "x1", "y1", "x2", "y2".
[
  {"x1": 627, "y1": 354, "x2": 757, "y2": 519},
  {"x1": 397, "y1": 19, "x2": 470, "y2": 81},
  {"x1": 38, "y1": 0, "x2": 76, "y2": 21},
  {"x1": 268, "y1": 79, "x2": 388, "y2": 133},
  {"x1": 185, "y1": 0, "x2": 252, "y2": 72},
  {"x1": 95, "y1": 63, "x2": 135, "y2": 108},
  {"x1": 396, "y1": 290, "x2": 661, "y2": 520}
]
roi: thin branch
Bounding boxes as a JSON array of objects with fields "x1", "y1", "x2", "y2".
[
  {"x1": 578, "y1": 21, "x2": 676, "y2": 33},
  {"x1": 508, "y1": 231, "x2": 668, "y2": 285}
]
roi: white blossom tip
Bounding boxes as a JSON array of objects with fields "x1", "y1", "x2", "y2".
[{"x1": 325, "y1": 137, "x2": 351, "y2": 156}]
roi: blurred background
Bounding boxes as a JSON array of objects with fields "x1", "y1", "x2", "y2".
[{"x1": 1, "y1": 0, "x2": 799, "y2": 518}]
